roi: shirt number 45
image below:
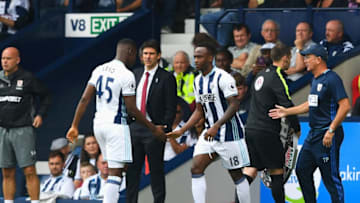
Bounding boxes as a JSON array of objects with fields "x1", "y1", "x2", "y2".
[{"x1": 96, "y1": 75, "x2": 114, "y2": 103}]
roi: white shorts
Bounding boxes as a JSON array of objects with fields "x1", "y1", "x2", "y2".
[
  {"x1": 93, "y1": 122, "x2": 132, "y2": 168},
  {"x1": 193, "y1": 130, "x2": 250, "y2": 169}
]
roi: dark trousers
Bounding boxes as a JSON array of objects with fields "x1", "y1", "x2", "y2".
[
  {"x1": 295, "y1": 128, "x2": 344, "y2": 203},
  {"x1": 126, "y1": 122, "x2": 166, "y2": 203}
]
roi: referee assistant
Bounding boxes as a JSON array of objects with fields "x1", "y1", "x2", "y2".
[{"x1": 245, "y1": 43, "x2": 300, "y2": 203}]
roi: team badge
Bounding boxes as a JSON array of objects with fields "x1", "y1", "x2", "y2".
[
  {"x1": 129, "y1": 82, "x2": 135, "y2": 91},
  {"x1": 317, "y1": 83, "x2": 323, "y2": 92},
  {"x1": 254, "y1": 76, "x2": 264, "y2": 91},
  {"x1": 16, "y1": 80, "x2": 23, "y2": 90}
]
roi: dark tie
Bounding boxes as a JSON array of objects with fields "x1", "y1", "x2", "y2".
[{"x1": 140, "y1": 72, "x2": 150, "y2": 115}]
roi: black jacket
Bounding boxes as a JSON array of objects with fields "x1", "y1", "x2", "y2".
[
  {"x1": 246, "y1": 65, "x2": 300, "y2": 134},
  {"x1": 0, "y1": 68, "x2": 51, "y2": 128}
]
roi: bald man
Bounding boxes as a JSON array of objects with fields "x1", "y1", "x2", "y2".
[
  {"x1": 0, "y1": 47, "x2": 51, "y2": 203},
  {"x1": 66, "y1": 39, "x2": 165, "y2": 203},
  {"x1": 320, "y1": 19, "x2": 354, "y2": 67}
]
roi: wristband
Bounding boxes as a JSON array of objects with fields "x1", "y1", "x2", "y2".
[{"x1": 328, "y1": 127, "x2": 335, "y2": 134}]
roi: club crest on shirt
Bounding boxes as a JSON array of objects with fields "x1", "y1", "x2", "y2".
[
  {"x1": 129, "y1": 81, "x2": 135, "y2": 91},
  {"x1": 254, "y1": 76, "x2": 264, "y2": 91},
  {"x1": 317, "y1": 83, "x2": 323, "y2": 92},
  {"x1": 16, "y1": 80, "x2": 23, "y2": 90}
]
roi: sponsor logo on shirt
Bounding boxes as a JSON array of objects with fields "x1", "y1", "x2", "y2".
[
  {"x1": 200, "y1": 93, "x2": 216, "y2": 103},
  {"x1": 0, "y1": 96, "x2": 22, "y2": 102}
]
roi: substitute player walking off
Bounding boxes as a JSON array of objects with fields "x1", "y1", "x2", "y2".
[
  {"x1": 269, "y1": 44, "x2": 350, "y2": 203},
  {"x1": 167, "y1": 42, "x2": 251, "y2": 203},
  {"x1": 66, "y1": 39, "x2": 165, "y2": 203}
]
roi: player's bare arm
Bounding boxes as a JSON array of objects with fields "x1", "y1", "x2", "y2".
[
  {"x1": 123, "y1": 95, "x2": 166, "y2": 141},
  {"x1": 323, "y1": 98, "x2": 350, "y2": 147},
  {"x1": 269, "y1": 101, "x2": 309, "y2": 119},
  {"x1": 204, "y1": 96, "x2": 239, "y2": 139},
  {"x1": 66, "y1": 85, "x2": 95, "y2": 143},
  {"x1": 167, "y1": 103, "x2": 203, "y2": 139}
]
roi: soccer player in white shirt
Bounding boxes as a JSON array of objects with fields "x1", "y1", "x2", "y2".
[
  {"x1": 167, "y1": 42, "x2": 251, "y2": 203},
  {"x1": 66, "y1": 39, "x2": 165, "y2": 203}
]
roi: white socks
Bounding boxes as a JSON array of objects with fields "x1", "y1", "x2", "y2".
[
  {"x1": 103, "y1": 176, "x2": 122, "y2": 203},
  {"x1": 5, "y1": 200, "x2": 14, "y2": 203},
  {"x1": 235, "y1": 177, "x2": 250, "y2": 203},
  {"x1": 192, "y1": 174, "x2": 206, "y2": 203}
]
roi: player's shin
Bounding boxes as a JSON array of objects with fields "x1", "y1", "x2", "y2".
[
  {"x1": 191, "y1": 174, "x2": 206, "y2": 203},
  {"x1": 235, "y1": 176, "x2": 250, "y2": 203},
  {"x1": 103, "y1": 176, "x2": 122, "y2": 203}
]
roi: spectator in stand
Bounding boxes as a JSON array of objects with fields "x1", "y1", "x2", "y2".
[
  {"x1": 164, "y1": 97, "x2": 197, "y2": 161},
  {"x1": 170, "y1": 51, "x2": 197, "y2": 111},
  {"x1": 352, "y1": 74, "x2": 360, "y2": 116},
  {"x1": 215, "y1": 47, "x2": 235, "y2": 73},
  {"x1": 246, "y1": 42, "x2": 275, "y2": 86},
  {"x1": 73, "y1": 133, "x2": 100, "y2": 188},
  {"x1": 228, "y1": 24, "x2": 258, "y2": 74},
  {"x1": 40, "y1": 151, "x2": 75, "y2": 200},
  {"x1": 248, "y1": 0, "x2": 307, "y2": 7},
  {"x1": 78, "y1": 154, "x2": 108, "y2": 200},
  {"x1": 242, "y1": 19, "x2": 281, "y2": 77},
  {"x1": 50, "y1": 138, "x2": 80, "y2": 179},
  {"x1": 200, "y1": 0, "x2": 250, "y2": 46},
  {"x1": 286, "y1": 22, "x2": 316, "y2": 82},
  {"x1": 116, "y1": 0, "x2": 142, "y2": 12},
  {"x1": 0, "y1": 0, "x2": 31, "y2": 40},
  {"x1": 231, "y1": 72, "x2": 250, "y2": 124},
  {"x1": 305, "y1": 0, "x2": 348, "y2": 7},
  {"x1": 348, "y1": 0, "x2": 360, "y2": 7},
  {"x1": 73, "y1": 163, "x2": 97, "y2": 200},
  {"x1": 320, "y1": 19, "x2": 354, "y2": 67}
]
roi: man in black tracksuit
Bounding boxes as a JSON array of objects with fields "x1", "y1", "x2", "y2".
[
  {"x1": 244, "y1": 43, "x2": 300, "y2": 203},
  {"x1": 0, "y1": 47, "x2": 51, "y2": 203}
]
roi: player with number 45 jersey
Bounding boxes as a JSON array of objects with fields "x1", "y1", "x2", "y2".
[{"x1": 66, "y1": 39, "x2": 164, "y2": 203}]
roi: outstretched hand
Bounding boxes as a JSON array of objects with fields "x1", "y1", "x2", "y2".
[
  {"x1": 66, "y1": 127, "x2": 79, "y2": 143},
  {"x1": 268, "y1": 105, "x2": 286, "y2": 119},
  {"x1": 166, "y1": 129, "x2": 183, "y2": 139}
]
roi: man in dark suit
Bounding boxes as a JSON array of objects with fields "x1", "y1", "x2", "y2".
[{"x1": 126, "y1": 39, "x2": 177, "y2": 203}]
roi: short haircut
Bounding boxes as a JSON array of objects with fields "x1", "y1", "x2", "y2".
[
  {"x1": 262, "y1": 19, "x2": 280, "y2": 32},
  {"x1": 231, "y1": 72, "x2": 246, "y2": 87},
  {"x1": 195, "y1": 42, "x2": 217, "y2": 56},
  {"x1": 49, "y1": 150, "x2": 65, "y2": 163},
  {"x1": 117, "y1": 38, "x2": 136, "y2": 48},
  {"x1": 271, "y1": 42, "x2": 291, "y2": 62},
  {"x1": 80, "y1": 162, "x2": 97, "y2": 173},
  {"x1": 141, "y1": 39, "x2": 161, "y2": 54},
  {"x1": 233, "y1": 23, "x2": 251, "y2": 35},
  {"x1": 216, "y1": 47, "x2": 233, "y2": 63},
  {"x1": 297, "y1": 21, "x2": 313, "y2": 33},
  {"x1": 173, "y1": 51, "x2": 190, "y2": 63}
]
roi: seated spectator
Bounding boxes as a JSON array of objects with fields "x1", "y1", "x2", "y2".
[
  {"x1": 74, "y1": 133, "x2": 100, "y2": 188},
  {"x1": 170, "y1": 51, "x2": 197, "y2": 111},
  {"x1": 215, "y1": 47, "x2": 236, "y2": 73},
  {"x1": 50, "y1": 138, "x2": 80, "y2": 179},
  {"x1": 164, "y1": 98, "x2": 197, "y2": 161},
  {"x1": 246, "y1": 42, "x2": 275, "y2": 86},
  {"x1": 286, "y1": 22, "x2": 316, "y2": 82},
  {"x1": 78, "y1": 154, "x2": 108, "y2": 200},
  {"x1": 228, "y1": 24, "x2": 258, "y2": 73},
  {"x1": 73, "y1": 163, "x2": 97, "y2": 200},
  {"x1": 306, "y1": 0, "x2": 348, "y2": 7},
  {"x1": 40, "y1": 151, "x2": 75, "y2": 200},
  {"x1": 116, "y1": 0, "x2": 142, "y2": 12},
  {"x1": 348, "y1": 0, "x2": 360, "y2": 7},
  {"x1": 200, "y1": 0, "x2": 249, "y2": 46},
  {"x1": 0, "y1": 0, "x2": 31, "y2": 40},
  {"x1": 352, "y1": 74, "x2": 360, "y2": 107},
  {"x1": 320, "y1": 19, "x2": 354, "y2": 67},
  {"x1": 248, "y1": 0, "x2": 307, "y2": 7},
  {"x1": 242, "y1": 19, "x2": 281, "y2": 77},
  {"x1": 231, "y1": 72, "x2": 250, "y2": 123}
]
